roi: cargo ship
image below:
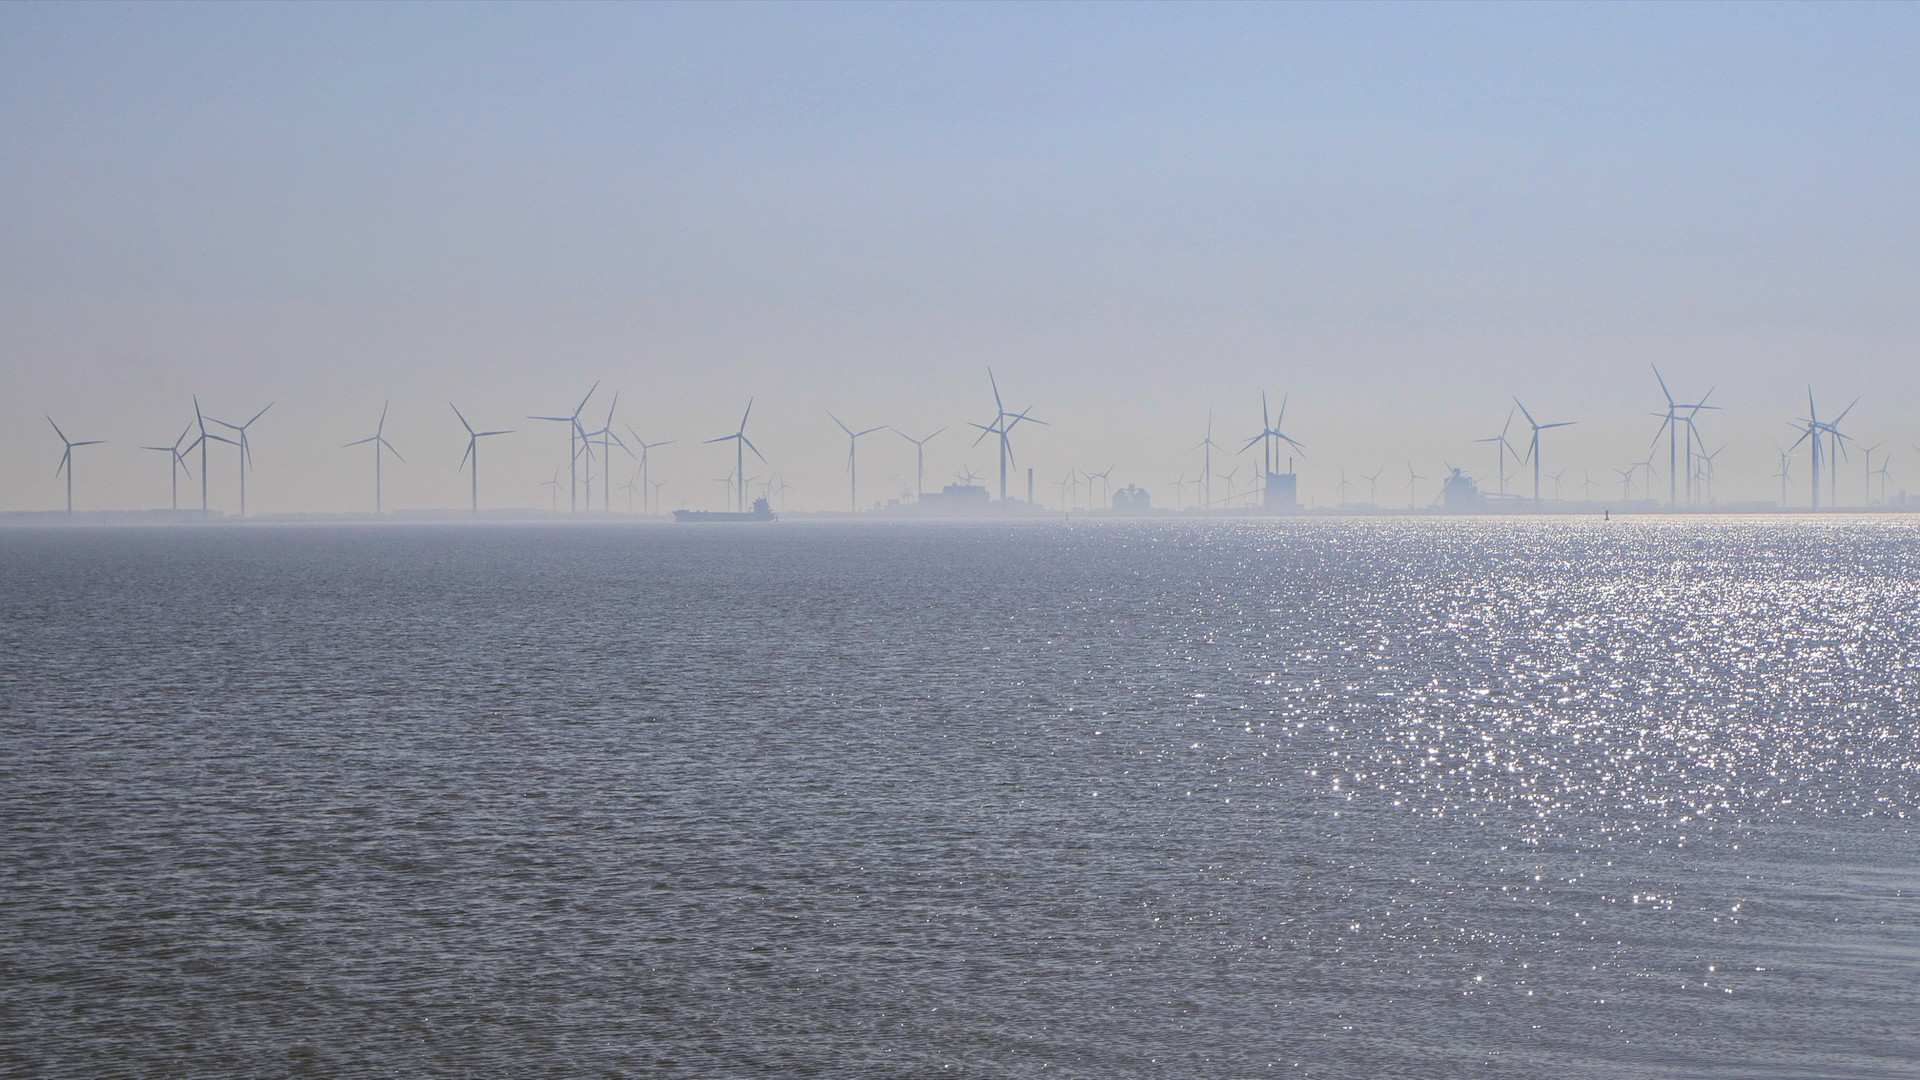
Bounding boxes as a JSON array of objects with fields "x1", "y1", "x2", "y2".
[{"x1": 673, "y1": 496, "x2": 777, "y2": 523}]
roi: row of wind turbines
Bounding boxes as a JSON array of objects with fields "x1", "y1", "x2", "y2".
[{"x1": 32, "y1": 366, "x2": 1911, "y2": 517}]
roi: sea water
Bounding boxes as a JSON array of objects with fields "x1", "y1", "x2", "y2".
[{"x1": 2, "y1": 519, "x2": 1916, "y2": 1078}]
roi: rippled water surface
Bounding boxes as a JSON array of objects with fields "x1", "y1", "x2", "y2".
[{"x1": 3, "y1": 519, "x2": 1918, "y2": 1078}]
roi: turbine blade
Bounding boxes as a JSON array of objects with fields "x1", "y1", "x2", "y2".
[{"x1": 1652, "y1": 365, "x2": 1674, "y2": 406}]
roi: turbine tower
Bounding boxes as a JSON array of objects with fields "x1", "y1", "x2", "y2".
[
  {"x1": 47, "y1": 417, "x2": 105, "y2": 514},
  {"x1": 452, "y1": 404, "x2": 512, "y2": 515},
  {"x1": 343, "y1": 401, "x2": 404, "y2": 514},
  {"x1": 1513, "y1": 398, "x2": 1574, "y2": 507},
  {"x1": 207, "y1": 403, "x2": 273, "y2": 517},
  {"x1": 893, "y1": 426, "x2": 946, "y2": 501},
  {"x1": 829, "y1": 412, "x2": 886, "y2": 512},
  {"x1": 705, "y1": 400, "x2": 766, "y2": 513}
]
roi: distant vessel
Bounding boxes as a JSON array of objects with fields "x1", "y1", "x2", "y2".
[{"x1": 674, "y1": 496, "x2": 776, "y2": 523}]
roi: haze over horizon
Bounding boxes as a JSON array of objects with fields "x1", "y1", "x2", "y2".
[{"x1": 4, "y1": 2, "x2": 1918, "y2": 514}]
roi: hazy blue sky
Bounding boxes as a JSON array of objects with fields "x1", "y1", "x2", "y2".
[{"x1": 3, "y1": 2, "x2": 1917, "y2": 512}]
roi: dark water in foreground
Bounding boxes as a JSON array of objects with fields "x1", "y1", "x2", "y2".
[{"x1": 2, "y1": 519, "x2": 1917, "y2": 1078}]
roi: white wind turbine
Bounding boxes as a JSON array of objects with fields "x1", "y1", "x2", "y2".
[
  {"x1": 623, "y1": 426, "x2": 676, "y2": 516},
  {"x1": 451, "y1": 404, "x2": 513, "y2": 515},
  {"x1": 706, "y1": 400, "x2": 766, "y2": 513},
  {"x1": 183, "y1": 397, "x2": 238, "y2": 517},
  {"x1": 583, "y1": 393, "x2": 631, "y2": 512},
  {"x1": 1513, "y1": 398, "x2": 1574, "y2": 506},
  {"x1": 343, "y1": 401, "x2": 404, "y2": 515},
  {"x1": 829, "y1": 412, "x2": 886, "y2": 512},
  {"x1": 529, "y1": 382, "x2": 598, "y2": 514},
  {"x1": 207, "y1": 402, "x2": 273, "y2": 517},
  {"x1": 1241, "y1": 392, "x2": 1305, "y2": 505},
  {"x1": 1474, "y1": 408, "x2": 1518, "y2": 497},
  {"x1": 1194, "y1": 410, "x2": 1223, "y2": 509},
  {"x1": 48, "y1": 417, "x2": 105, "y2": 514},
  {"x1": 140, "y1": 423, "x2": 193, "y2": 512},
  {"x1": 969, "y1": 370, "x2": 1046, "y2": 503},
  {"x1": 893, "y1": 426, "x2": 947, "y2": 501},
  {"x1": 1650, "y1": 367, "x2": 1718, "y2": 506}
]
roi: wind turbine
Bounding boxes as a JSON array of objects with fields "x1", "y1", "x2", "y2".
[
  {"x1": 1218, "y1": 464, "x2": 1242, "y2": 507},
  {"x1": 1241, "y1": 393, "x2": 1306, "y2": 507},
  {"x1": 892, "y1": 426, "x2": 946, "y2": 501},
  {"x1": 1085, "y1": 464, "x2": 1115, "y2": 510},
  {"x1": 619, "y1": 471, "x2": 641, "y2": 514},
  {"x1": 1820, "y1": 399, "x2": 1857, "y2": 507},
  {"x1": 1513, "y1": 398, "x2": 1574, "y2": 507},
  {"x1": 1406, "y1": 462, "x2": 1425, "y2": 510},
  {"x1": 587, "y1": 397, "x2": 632, "y2": 513},
  {"x1": 1693, "y1": 446, "x2": 1727, "y2": 505},
  {"x1": 343, "y1": 401, "x2": 404, "y2": 514},
  {"x1": 969, "y1": 370, "x2": 1045, "y2": 502},
  {"x1": 1474, "y1": 408, "x2": 1518, "y2": 497},
  {"x1": 1580, "y1": 470, "x2": 1596, "y2": 502},
  {"x1": 623, "y1": 426, "x2": 676, "y2": 515},
  {"x1": 1874, "y1": 456, "x2": 1893, "y2": 508},
  {"x1": 1614, "y1": 466, "x2": 1635, "y2": 502},
  {"x1": 1790, "y1": 391, "x2": 1856, "y2": 509},
  {"x1": 47, "y1": 417, "x2": 105, "y2": 514},
  {"x1": 140, "y1": 423, "x2": 193, "y2": 511},
  {"x1": 1771, "y1": 443, "x2": 1793, "y2": 507},
  {"x1": 1789, "y1": 394, "x2": 1824, "y2": 508},
  {"x1": 1863, "y1": 443, "x2": 1882, "y2": 508},
  {"x1": 1335, "y1": 470, "x2": 1354, "y2": 505},
  {"x1": 1650, "y1": 367, "x2": 1719, "y2": 506},
  {"x1": 1364, "y1": 469, "x2": 1383, "y2": 507},
  {"x1": 706, "y1": 400, "x2": 766, "y2": 513},
  {"x1": 529, "y1": 382, "x2": 597, "y2": 514},
  {"x1": 1194, "y1": 410, "x2": 1223, "y2": 509},
  {"x1": 540, "y1": 468, "x2": 564, "y2": 512},
  {"x1": 451, "y1": 404, "x2": 512, "y2": 515},
  {"x1": 184, "y1": 397, "x2": 237, "y2": 517},
  {"x1": 207, "y1": 403, "x2": 273, "y2": 517},
  {"x1": 829, "y1": 412, "x2": 886, "y2": 512}
]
